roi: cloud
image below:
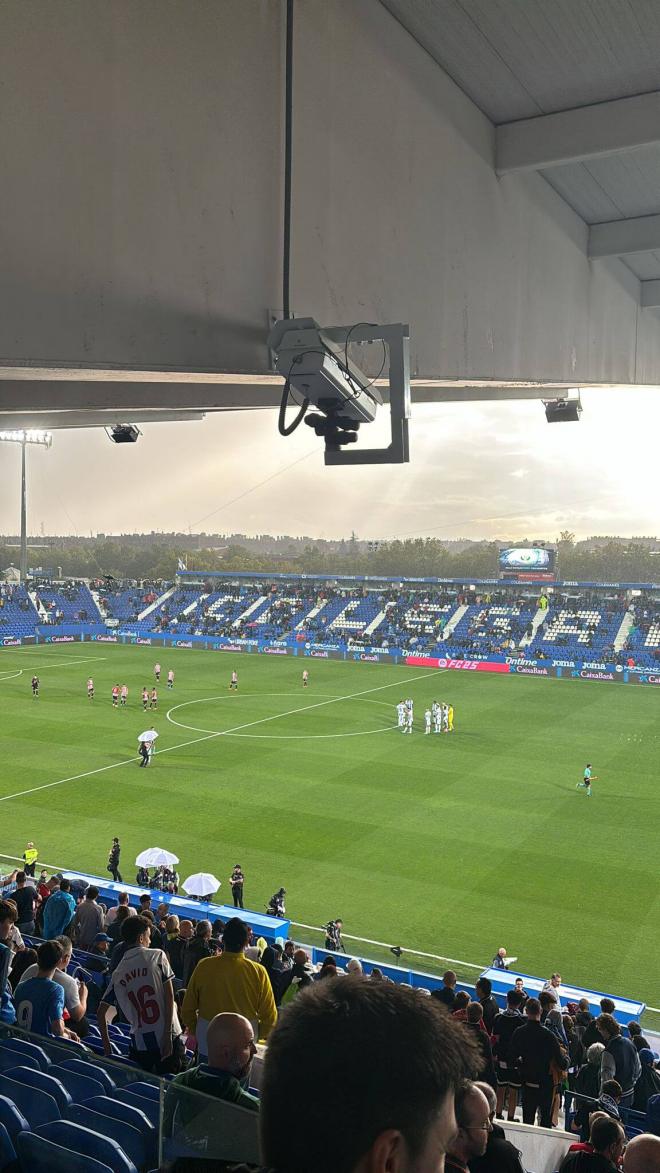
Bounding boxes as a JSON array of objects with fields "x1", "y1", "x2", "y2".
[{"x1": 0, "y1": 388, "x2": 657, "y2": 541}]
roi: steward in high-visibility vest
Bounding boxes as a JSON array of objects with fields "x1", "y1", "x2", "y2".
[{"x1": 22, "y1": 843, "x2": 38, "y2": 877}]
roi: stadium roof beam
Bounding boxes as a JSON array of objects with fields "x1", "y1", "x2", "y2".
[
  {"x1": 0, "y1": 410, "x2": 206, "y2": 430},
  {"x1": 0, "y1": 379, "x2": 573, "y2": 417},
  {"x1": 640, "y1": 281, "x2": 660, "y2": 309},
  {"x1": 496, "y1": 91, "x2": 660, "y2": 175},
  {"x1": 588, "y1": 214, "x2": 660, "y2": 260}
]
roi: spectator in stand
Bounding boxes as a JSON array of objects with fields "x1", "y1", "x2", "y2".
[
  {"x1": 476, "y1": 976, "x2": 499, "y2": 1033},
  {"x1": 260, "y1": 977, "x2": 480, "y2": 1173},
  {"x1": 73, "y1": 884, "x2": 104, "y2": 949},
  {"x1": 452, "y1": 990, "x2": 471, "y2": 1020},
  {"x1": 508, "y1": 997, "x2": 568, "y2": 1128},
  {"x1": 87, "y1": 933, "x2": 112, "y2": 972},
  {"x1": 492, "y1": 989, "x2": 525, "y2": 1119},
  {"x1": 12, "y1": 871, "x2": 38, "y2": 934},
  {"x1": 627, "y1": 1020, "x2": 651, "y2": 1052},
  {"x1": 105, "y1": 891, "x2": 135, "y2": 927},
  {"x1": 7, "y1": 947, "x2": 38, "y2": 992},
  {"x1": 164, "y1": 1012, "x2": 259, "y2": 1139},
  {"x1": 280, "y1": 948, "x2": 316, "y2": 1005},
  {"x1": 0, "y1": 900, "x2": 18, "y2": 1024},
  {"x1": 445, "y1": 1081, "x2": 493, "y2": 1173},
  {"x1": 42, "y1": 876, "x2": 75, "y2": 939},
  {"x1": 572, "y1": 1042, "x2": 606, "y2": 1133},
  {"x1": 542, "y1": 972, "x2": 562, "y2": 1005},
  {"x1": 632, "y1": 1049, "x2": 660, "y2": 1112},
  {"x1": 107, "y1": 903, "x2": 132, "y2": 948},
  {"x1": 182, "y1": 917, "x2": 277, "y2": 1058},
  {"x1": 583, "y1": 999, "x2": 616, "y2": 1048},
  {"x1": 182, "y1": 919, "x2": 216, "y2": 987},
  {"x1": 17, "y1": 934, "x2": 90, "y2": 1037},
  {"x1": 558, "y1": 1116, "x2": 625, "y2": 1172},
  {"x1": 470, "y1": 1081, "x2": 525, "y2": 1173},
  {"x1": 98, "y1": 915, "x2": 184, "y2": 1074},
  {"x1": 513, "y1": 976, "x2": 529, "y2": 1008},
  {"x1": 624, "y1": 1134, "x2": 660, "y2": 1172},
  {"x1": 465, "y1": 1002, "x2": 497, "y2": 1087},
  {"x1": 166, "y1": 918, "x2": 194, "y2": 983},
  {"x1": 432, "y1": 969, "x2": 458, "y2": 1010},
  {"x1": 13, "y1": 939, "x2": 80, "y2": 1041},
  {"x1": 597, "y1": 1013, "x2": 641, "y2": 1108}
]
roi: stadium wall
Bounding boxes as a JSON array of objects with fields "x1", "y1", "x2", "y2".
[{"x1": 4, "y1": 628, "x2": 660, "y2": 685}]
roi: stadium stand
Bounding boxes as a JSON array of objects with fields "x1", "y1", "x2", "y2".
[{"x1": 0, "y1": 864, "x2": 658, "y2": 1172}]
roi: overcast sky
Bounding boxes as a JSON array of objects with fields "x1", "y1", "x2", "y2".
[{"x1": 0, "y1": 387, "x2": 658, "y2": 541}]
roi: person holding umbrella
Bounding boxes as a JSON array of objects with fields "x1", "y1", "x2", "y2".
[{"x1": 137, "y1": 728, "x2": 159, "y2": 767}]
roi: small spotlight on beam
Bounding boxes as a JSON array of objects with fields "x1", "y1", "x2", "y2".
[
  {"x1": 544, "y1": 396, "x2": 582, "y2": 423},
  {"x1": 107, "y1": 424, "x2": 141, "y2": 444}
]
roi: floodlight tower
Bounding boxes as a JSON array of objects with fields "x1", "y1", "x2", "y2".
[{"x1": 0, "y1": 430, "x2": 52, "y2": 582}]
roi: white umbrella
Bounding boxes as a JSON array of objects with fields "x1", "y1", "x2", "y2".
[
  {"x1": 135, "y1": 847, "x2": 180, "y2": 868},
  {"x1": 182, "y1": 872, "x2": 221, "y2": 897},
  {"x1": 137, "y1": 730, "x2": 159, "y2": 744}
]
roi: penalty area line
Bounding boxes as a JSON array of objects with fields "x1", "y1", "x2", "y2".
[{"x1": 0, "y1": 668, "x2": 440, "y2": 806}]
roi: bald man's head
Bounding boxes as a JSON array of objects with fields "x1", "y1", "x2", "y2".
[
  {"x1": 624, "y1": 1133, "x2": 660, "y2": 1173},
  {"x1": 206, "y1": 1013, "x2": 257, "y2": 1081}
]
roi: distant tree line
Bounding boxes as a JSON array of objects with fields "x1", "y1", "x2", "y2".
[{"x1": 2, "y1": 533, "x2": 660, "y2": 584}]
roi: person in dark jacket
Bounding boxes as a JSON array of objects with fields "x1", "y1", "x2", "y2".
[
  {"x1": 508, "y1": 997, "x2": 568, "y2": 1128},
  {"x1": 628, "y1": 1020, "x2": 651, "y2": 1052},
  {"x1": 558, "y1": 1115, "x2": 624, "y2": 1172},
  {"x1": 492, "y1": 989, "x2": 525, "y2": 1119},
  {"x1": 182, "y1": 920, "x2": 216, "y2": 987},
  {"x1": 597, "y1": 1013, "x2": 642, "y2": 1108},
  {"x1": 166, "y1": 918, "x2": 194, "y2": 983},
  {"x1": 107, "y1": 838, "x2": 122, "y2": 882},
  {"x1": 470, "y1": 1081, "x2": 525, "y2": 1173},
  {"x1": 476, "y1": 976, "x2": 499, "y2": 1034},
  {"x1": 632, "y1": 1048, "x2": 660, "y2": 1113},
  {"x1": 432, "y1": 969, "x2": 458, "y2": 1011}
]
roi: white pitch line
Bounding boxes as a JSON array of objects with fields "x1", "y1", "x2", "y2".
[{"x1": 0, "y1": 668, "x2": 438, "y2": 806}]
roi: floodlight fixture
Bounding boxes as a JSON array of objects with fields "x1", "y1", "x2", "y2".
[
  {"x1": 544, "y1": 395, "x2": 582, "y2": 423},
  {"x1": 107, "y1": 423, "x2": 141, "y2": 444}
]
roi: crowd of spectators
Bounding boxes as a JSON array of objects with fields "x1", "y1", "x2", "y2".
[{"x1": 2, "y1": 865, "x2": 660, "y2": 1172}]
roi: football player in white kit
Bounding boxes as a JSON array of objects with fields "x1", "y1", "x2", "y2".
[
  {"x1": 424, "y1": 707, "x2": 432, "y2": 734},
  {"x1": 433, "y1": 702, "x2": 441, "y2": 734},
  {"x1": 441, "y1": 703, "x2": 449, "y2": 733},
  {"x1": 397, "y1": 701, "x2": 406, "y2": 729},
  {"x1": 405, "y1": 702, "x2": 414, "y2": 733}
]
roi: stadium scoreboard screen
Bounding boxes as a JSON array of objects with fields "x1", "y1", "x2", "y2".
[{"x1": 498, "y1": 546, "x2": 557, "y2": 582}]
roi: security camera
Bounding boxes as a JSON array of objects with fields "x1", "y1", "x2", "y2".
[{"x1": 268, "y1": 317, "x2": 382, "y2": 424}]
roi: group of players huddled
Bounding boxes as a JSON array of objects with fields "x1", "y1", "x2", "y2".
[{"x1": 397, "y1": 698, "x2": 454, "y2": 734}]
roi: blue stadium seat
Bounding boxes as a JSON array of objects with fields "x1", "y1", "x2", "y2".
[
  {"x1": 85, "y1": 1095, "x2": 155, "y2": 1141},
  {"x1": 16, "y1": 1131, "x2": 114, "y2": 1173},
  {"x1": 35, "y1": 1120, "x2": 138, "y2": 1173},
  {"x1": 0, "y1": 1096, "x2": 28, "y2": 1144},
  {"x1": 112, "y1": 1090, "x2": 159, "y2": 1129},
  {"x1": 49, "y1": 1064, "x2": 106, "y2": 1103},
  {"x1": 0, "y1": 1120, "x2": 17, "y2": 1173},
  {"x1": 65, "y1": 1105, "x2": 147, "y2": 1171},
  {"x1": 4, "y1": 1065, "x2": 72, "y2": 1114},
  {"x1": 0, "y1": 1050, "x2": 40, "y2": 1074},
  {"x1": 0, "y1": 1037, "x2": 50, "y2": 1070},
  {"x1": 58, "y1": 1059, "x2": 116, "y2": 1095},
  {"x1": 0, "y1": 1075, "x2": 59, "y2": 1128},
  {"x1": 124, "y1": 1082, "x2": 159, "y2": 1103}
]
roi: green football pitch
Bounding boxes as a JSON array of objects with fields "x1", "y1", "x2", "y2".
[{"x1": 1, "y1": 643, "x2": 658, "y2": 1016}]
